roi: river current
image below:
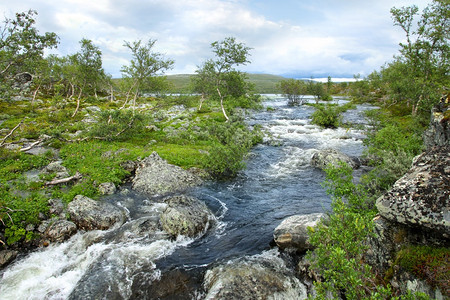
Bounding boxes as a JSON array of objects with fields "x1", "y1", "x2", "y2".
[{"x1": 0, "y1": 95, "x2": 373, "y2": 299}]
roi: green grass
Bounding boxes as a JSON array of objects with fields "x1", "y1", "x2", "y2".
[{"x1": 0, "y1": 92, "x2": 262, "y2": 245}]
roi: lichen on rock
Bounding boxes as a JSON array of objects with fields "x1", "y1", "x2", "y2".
[{"x1": 132, "y1": 151, "x2": 202, "y2": 197}]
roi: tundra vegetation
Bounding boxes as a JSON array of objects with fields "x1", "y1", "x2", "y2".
[{"x1": 0, "y1": 1, "x2": 449, "y2": 298}]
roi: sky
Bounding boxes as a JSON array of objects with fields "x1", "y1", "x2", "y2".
[{"x1": 1, "y1": 0, "x2": 432, "y2": 79}]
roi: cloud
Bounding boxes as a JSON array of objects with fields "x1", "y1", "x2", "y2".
[{"x1": 1, "y1": 0, "x2": 432, "y2": 78}]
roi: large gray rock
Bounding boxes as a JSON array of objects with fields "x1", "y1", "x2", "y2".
[
  {"x1": 273, "y1": 213, "x2": 323, "y2": 251},
  {"x1": 0, "y1": 250, "x2": 18, "y2": 269},
  {"x1": 376, "y1": 146, "x2": 450, "y2": 237},
  {"x1": 132, "y1": 152, "x2": 202, "y2": 197},
  {"x1": 44, "y1": 220, "x2": 77, "y2": 243},
  {"x1": 160, "y1": 195, "x2": 214, "y2": 238},
  {"x1": 311, "y1": 149, "x2": 360, "y2": 170},
  {"x1": 40, "y1": 161, "x2": 69, "y2": 180},
  {"x1": 203, "y1": 251, "x2": 307, "y2": 300},
  {"x1": 67, "y1": 195, "x2": 125, "y2": 231},
  {"x1": 98, "y1": 182, "x2": 116, "y2": 195},
  {"x1": 423, "y1": 94, "x2": 449, "y2": 149}
]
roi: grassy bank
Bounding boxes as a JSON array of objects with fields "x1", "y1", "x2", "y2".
[{"x1": 0, "y1": 94, "x2": 262, "y2": 246}]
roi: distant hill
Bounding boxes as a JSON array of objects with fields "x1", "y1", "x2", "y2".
[{"x1": 166, "y1": 73, "x2": 286, "y2": 94}]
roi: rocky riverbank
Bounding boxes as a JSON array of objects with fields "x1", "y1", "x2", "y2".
[
  {"x1": 270, "y1": 94, "x2": 449, "y2": 298},
  {"x1": 0, "y1": 151, "x2": 212, "y2": 270}
]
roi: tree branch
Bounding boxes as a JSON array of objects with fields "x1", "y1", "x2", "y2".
[
  {"x1": 19, "y1": 139, "x2": 42, "y2": 152},
  {"x1": 0, "y1": 119, "x2": 24, "y2": 146},
  {"x1": 45, "y1": 171, "x2": 82, "y2": 186}
]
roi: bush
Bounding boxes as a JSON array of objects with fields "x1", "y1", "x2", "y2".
[
  {"x1": 88, "y1": 109, "x2": 147, "y2": 141},
  {"x1": 202, "y1": 116, "x2": 262, "y2": 178},
  {"x1": 311, "y1": 104, "x2": 342, "y2": 128},
  {"x1": 307, "y1": 163, "x2": 388, "y2": 299}
]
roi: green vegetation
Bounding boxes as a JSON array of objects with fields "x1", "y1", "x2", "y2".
[
  {"x1": 348, "y1": 1, "x2": 449, "y2": 119},
  {"x1": 121, "y1": 39, "x2": 174, "y2": 111},
  {"x1": 192, "y1": 37, "x2": 253, "y2": 121},
  {"x1": 310, "y1": 104, "x2": 343, "y2": 128},
  {"x1": 0, "y1": 10, "x2": 58, "y2": 100},
  {"x1": 278, "y1": 78, "x2": 307, "y2": 105},
  {"x1": 0, "y1": 11, "x2": 261, "y2": 247},
  {"x1": 308, "y1": 163, "x2": 389, "y2": 299},
  {"x1": 393, "y1": 246, "x2": 449, "y2": 296},
  {"x1": 167, "y1": 73, "x2": 287, "y2": 94},
  {"x1": 309, "y1": 102, "x2": 356, "y2": 128},
  {"x1": 307, "y1": 1, "x2": 448, "y2": 298}
]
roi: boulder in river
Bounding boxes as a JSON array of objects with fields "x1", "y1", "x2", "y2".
[
  {"x1": 0, "y1": 250, "x2": 18, "y2": 269},
  {"x1": 273, "y1": 213, "x2": 324, "y2": 252},
  {"x1": 310, "y1": 149, "x2": 360, "y2": 170},
  {"x1": 44, "y1": 219, "x2": 77, "y2": 243},
  {"x1": 160, "y1": 195, "x2": 214, "y2": 238},
  {"x1": 203, "y1": 250, "x2": 307, "y2": 300},
  {"x1": 98, "y1": 182, "x2": 116, "y2": 195},
  {"x1": 132, "y1": 152, "x2": 202, "y2": 197},
  {"x1": 67, "y1": 195, "x2": 125, "y2": 231}
]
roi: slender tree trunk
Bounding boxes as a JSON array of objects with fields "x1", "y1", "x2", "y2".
[
  {"x1": 198, "y1": 94, "x2": 205, "y2": 111},
  {"x1": 0, "y1": 119, "x2": 24, "y2": 146},
  {"x1": 71, "y1": 88, "x2": 83, "y2": 118},
  {"x1": 32, "y1": 84, "x2": 41, "y2": 106},
  {"x1": 132, "y1": 88, "x2": 139, "y2": 114},
  {"x1": 217, "y1": 88, "x2": 229, "y2": 121},
  {"x1": 69, "y1": 83, "x2": 75, "y2": 100},
  {"x1": 121, "y1": 80, "x2": 138, "y2": 110}
]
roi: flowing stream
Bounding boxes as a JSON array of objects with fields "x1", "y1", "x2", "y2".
[{"x1": 0, "y1": 95, "x2": 374, "y2": 299}]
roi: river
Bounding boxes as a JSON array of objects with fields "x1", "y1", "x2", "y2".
[{"x1": 0, "y1": 95, "x2": 373, "y2": 299}]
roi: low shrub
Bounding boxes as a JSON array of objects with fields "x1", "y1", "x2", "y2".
[{"x1": 311, "y1": 104, "x2": 342, "y2": 128}]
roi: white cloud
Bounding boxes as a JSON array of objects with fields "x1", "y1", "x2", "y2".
[{"x1": 1, "y1": 0, "x2": 433, "y2": 78}]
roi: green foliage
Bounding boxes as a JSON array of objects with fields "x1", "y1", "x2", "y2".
[
  {"x1": 193, "y1": 37, "x2": 252, "y2": 120},
  {"x1": 60, "y1": 141, "x2": 139, "y2": 186},
  {"x1": 308, "y1": 163, "x2": 387, "y2": 299},
  {"x1": 307, "y1": 80, "x2": 332, "y2": 103},
  {"x1": 202, "y1": 116, "x2": 263, "y2": 178},
  {"x1": 278, "y1": 78, "x2": 307, "y2": 105},
  {"x1": 88, "y1": 109, "x2": 147, "y2": 141},
  {"x1": 355, "y1": 1, "x2": 449, "y2": 117},
  {"x1": 311, "y1": 104, "x2": 343, "y2": 128},
  {"x1": 394, "y1": 246, "x2": 450, "y2": 296},
  {"x1": 0, "y1": 148, "x2": 50, "y2": 181},
  {"x1": 121, "y1": 39, "x2": 174, "y2": 109},
  {"x1": 362, "y1": 109, "x2": 425, "y2": 193},
  {"x1": 1, "y1": 191, "x2": 49, "y2": 244},
  {"x1": 0, "y1": 10, "x2": 59, "y2": 98}
]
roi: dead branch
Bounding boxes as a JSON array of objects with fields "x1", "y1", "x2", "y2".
[
  {"x1": 19, "y1": 139, "x2": 42, "y2": 152},
  {"x1": 45, "y1": 171, "x2": 82, "y2": 186},
  {"x1": 0, "y1": 119, "x2": 24, "y2": 146},
  {"x1": 0, "y1": 206, "x2": 16, "y2": 226}
]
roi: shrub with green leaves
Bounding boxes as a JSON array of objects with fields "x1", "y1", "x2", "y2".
[
  {"x1": 362, "y1": 110, "x2": 425, "y2": 194},
  {"x1": 307, "y1": 163, "x2": 387, "y2": 299},
  {"x1": 88, "y1": 109, "x2": 147, "y2": 141},
  {"x1": 202, "y1": 116, "x2": 263, "y2": 178},
  {"x1": 311, "y1": 104, "x2": 342, "y2": 128}
]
